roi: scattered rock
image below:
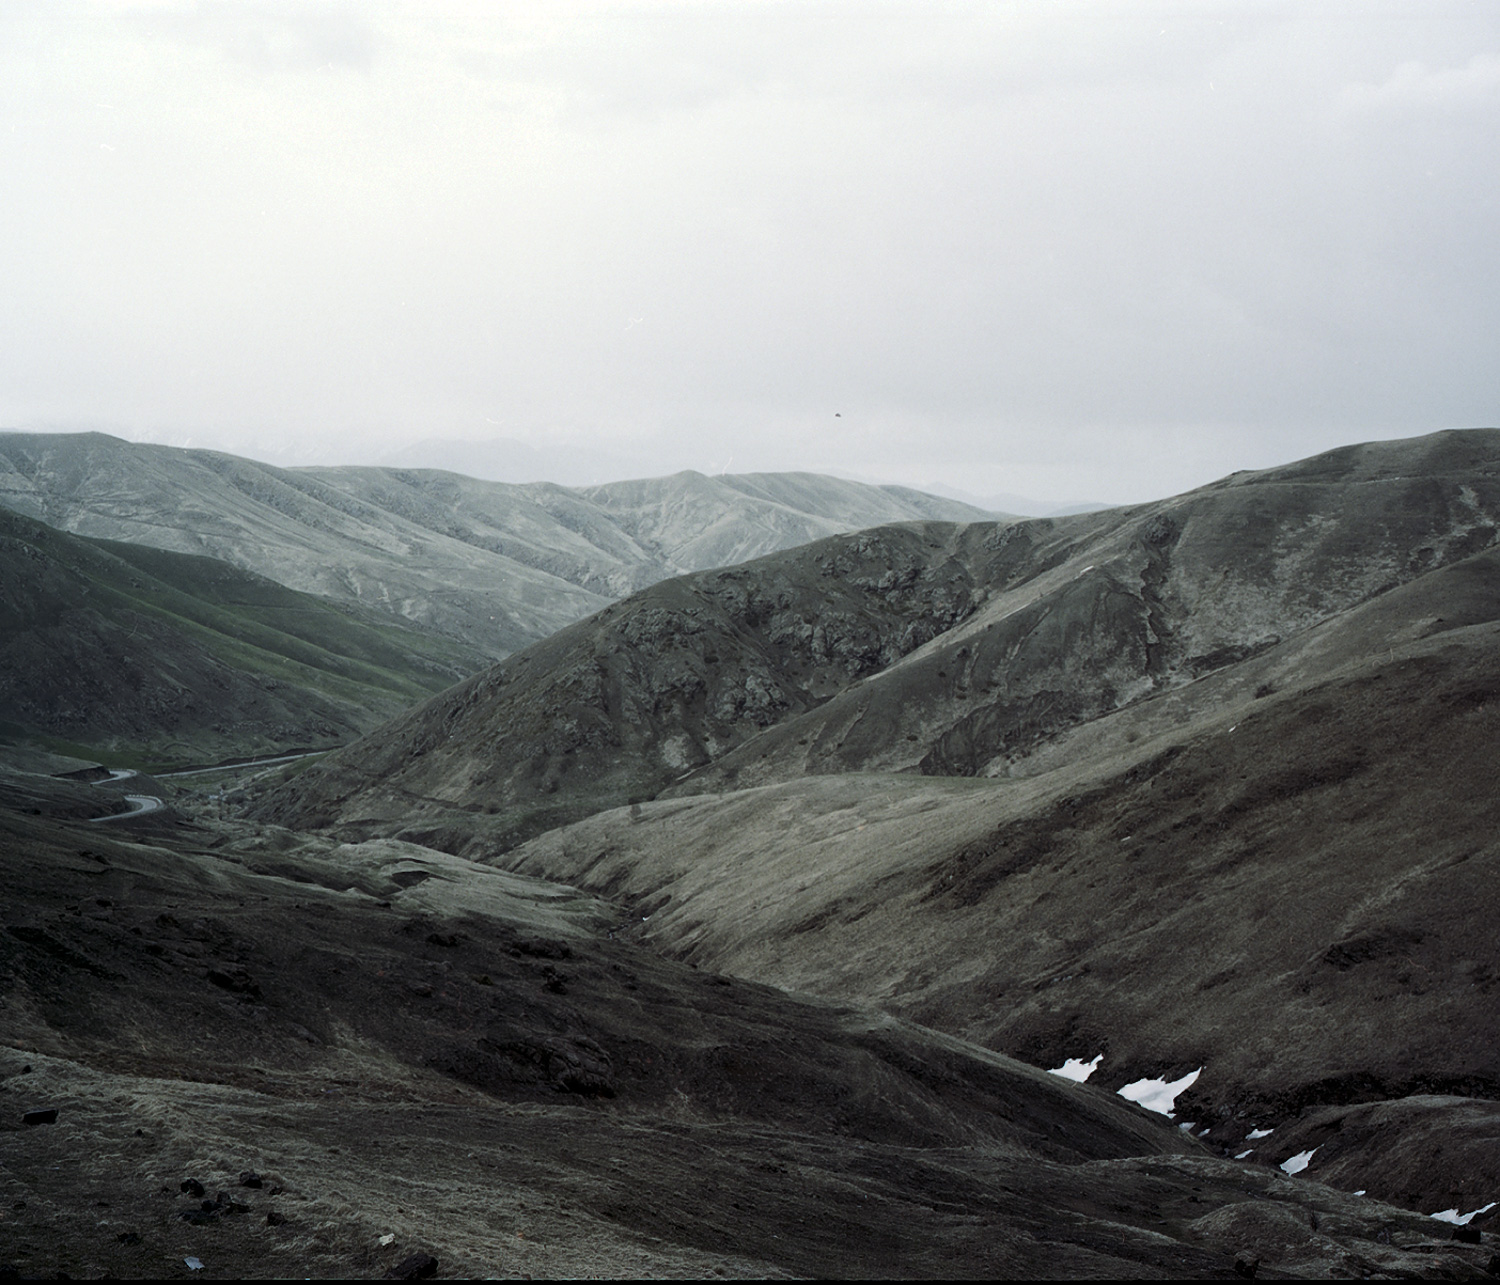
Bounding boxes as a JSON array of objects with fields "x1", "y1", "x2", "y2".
[
  {"x1": 1452, "y1": 1225, "x2": 1482, "y2": 1244},
  {"x1": 238, "y1": 1171, "x2": 264, "y2": 1188},
  {"x1": 383, "y1": 1252, "x2": 439, "y2": 1280},
  {"x1": 207, "y1": 965, "x2": 261, "y2": 997},
  {"x1": 513, "y1": 937, "x2": 571, "y2": 960},
  {"x1": 179, "y1": 1191, "x2": 247, "y2": 1224},
  {"x1": 20, "y1": 1107, "x2": 57, "y2": 1126},
  {"x1": 1233, "y1": 1253, "x2": 1259, "y2": 1278},
  {"x1": 541, "y1": 964, "x2": 569, "y2": 994},
  {"x1": 180, "y1": 1179, "x2": 206, "y2": 1198},
  {"x1": 115, "y1": 1231, "x2": 140, "y2": 1246},
  {"x1": 266, "y1": 1210, "x2": 287, "y2": 1227}
]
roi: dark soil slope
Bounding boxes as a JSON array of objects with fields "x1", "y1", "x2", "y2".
[{"x1": 2, "y1": 784, "x2": 1488, "y2": 1279}]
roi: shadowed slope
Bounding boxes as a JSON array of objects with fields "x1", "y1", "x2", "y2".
[{"x1": 253, "y1": 520, "x2": 1004, "y2": 849}]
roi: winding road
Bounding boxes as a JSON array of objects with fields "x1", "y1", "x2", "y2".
[
  {"x1": 91, "y1": 792, "x2": 167, "y2": 823},
  {"x1": 86, "y1": 750, "x2": 325, "y2": 823},
  {"x1": 88, "y1": 767, "x2": 167, "y2": 824}
]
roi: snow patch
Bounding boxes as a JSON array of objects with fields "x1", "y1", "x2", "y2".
[
  {"x1": 1430, "y1": 1201, "x2": 1496, "y2": 1226},
  {"x1": 1048, "y1": 1054, "x2": 1102, "y2": 1083},
  {"x1": 1281, "y1": 1148, "x2": 1317, "y2": 1175},
  {"x1": 1235, "y1": 1150, "x2": 1253, "y2": 1160},
  {"x1": 1246, "y1": 1127, "x2": 1273, "y2": 1140},
  {"x1": 1117, "y1": 1067, "x2": 1200, "y2": 1116}
]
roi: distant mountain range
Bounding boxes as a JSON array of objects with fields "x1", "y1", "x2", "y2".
[{"x1": 0, "y1": 432, "x2": 1000, "y2": 661}]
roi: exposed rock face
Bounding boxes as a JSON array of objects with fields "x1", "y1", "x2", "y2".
[
  {"x1": 260, "y1": 429, "x2": 1500, "y2": 851},
  {"x1": 255, "y1": 522, "x2": 995, "y2": 849},
  {"x1": 0, "y1": 432, "x2": 996, "y2": 659}
]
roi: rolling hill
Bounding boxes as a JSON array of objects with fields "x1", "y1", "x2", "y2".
[{"x1": 1, "y1": 767, "x2": 1484, "y2": 1278}]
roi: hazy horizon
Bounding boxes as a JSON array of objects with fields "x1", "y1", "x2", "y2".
[{"x1": 4, "y1": 2, "x2": 1497, "y2": 506}]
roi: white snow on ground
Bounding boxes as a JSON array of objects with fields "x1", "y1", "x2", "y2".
[
  {"x1": 1177, "y1": 1122, "x2": 1196, "y2": 1132},
  {"x1": 1246, "y1": 1127, "x2": 1273, "y2": 1139},
  {"x1": 1117, "y1": 1067, "x2": 1200, "y2": 1116},
  {"x1": 1281, "y1": 1148, "x2": 1317, "y2": 1175},
  {"x1": 1235, "y1": 1150, "x2": 1254, "y2": 1160},
  {"x1": 1430, "y1": 1201, "x2": 1496, "y2": 1225},
  {"x1": 1047, "y1": 1054, "x2": 1102, "y2": 1083}
]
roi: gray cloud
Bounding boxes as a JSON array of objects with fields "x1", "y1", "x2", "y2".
[{"x1": 1, "y1": 1, "x2": 1496, "y2": 504}]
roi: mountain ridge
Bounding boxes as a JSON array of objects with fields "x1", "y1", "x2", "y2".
[
  {"x1": 0, "y1": 432, "x2": 1000, "y2": 660},
  {"x1": 257, "y1": 429, "x2": 1500, "y2": 850}
]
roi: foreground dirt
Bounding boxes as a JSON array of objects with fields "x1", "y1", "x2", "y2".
[{"x1": 3, "y1": 789, "x2": 1493, "y2": 1278}]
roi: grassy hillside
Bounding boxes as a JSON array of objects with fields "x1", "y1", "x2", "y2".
[
  {"x1": 0, "y1": 773, "x2": 1478, "y2": 1278},
  {"x1": 0, "y1": 508, "x2": 484, "y2": 769}
]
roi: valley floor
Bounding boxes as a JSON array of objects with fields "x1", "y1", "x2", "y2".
[{"x1": 1, "y1": 772, "x2": 1495, "y2": 1279}]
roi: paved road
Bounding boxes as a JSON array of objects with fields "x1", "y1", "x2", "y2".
[
  {"x1": 87, "y1": 749, "x2": 325, "y2": 821},
  {"x1": 90, "y1": 792, "x2": 167, "y2": 823},
  {"x1": 158, "y1": 750, "x2": 325, "y2": 778},
  {"x1": 88, "y1": 767, "x2": 165, "y2": 824}
]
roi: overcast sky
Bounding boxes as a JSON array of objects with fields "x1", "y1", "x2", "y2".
[{"x1": 2, "y1": 1, "x2": 1497, "y2": 505}]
